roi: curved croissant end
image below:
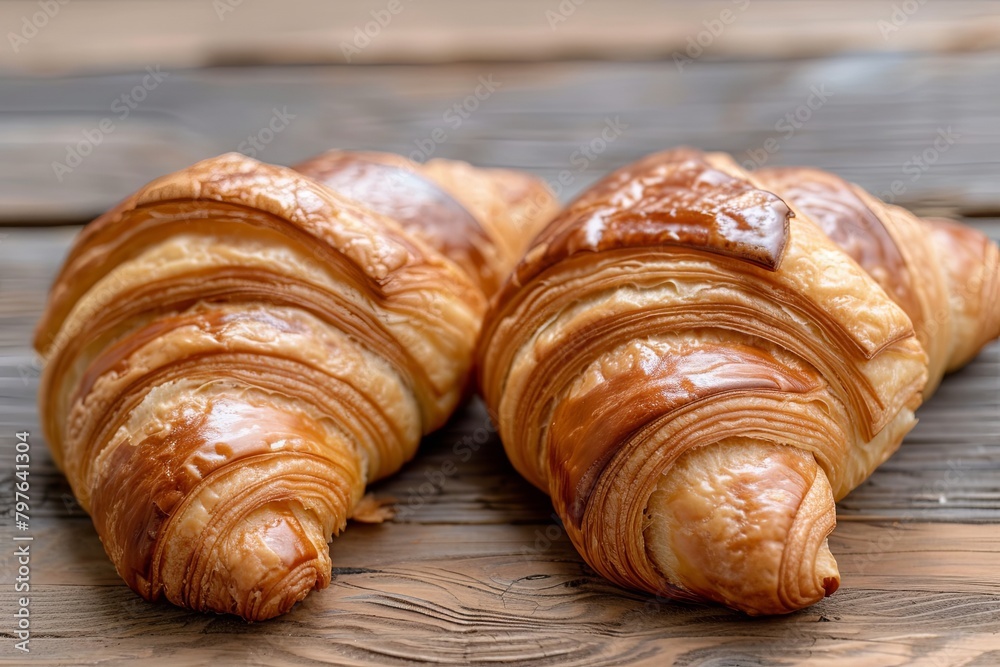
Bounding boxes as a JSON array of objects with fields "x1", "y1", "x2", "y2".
[
  {"x1": 924, "y1": 217, "x2": 1000, "y2": 371},
  {"x1": 755, "y1": 167, "x2": 1000, "y2": 395},
  {"x1": 36, "y1": 152, "x2": 556, "y2": 620},
  {"x1": 480, "y1": 147, "x2": 999, "y2": 615},
  {"x1": 646, "y1": 440, "x2": 840, "y2": 615}
]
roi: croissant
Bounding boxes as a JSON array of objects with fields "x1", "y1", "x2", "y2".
[
  {"x1": 34, "y1": 150, "x2": 556, "y2": 620},
  {"x1": 477, "y1": 147, "x2": 1000, "y2": 615}
]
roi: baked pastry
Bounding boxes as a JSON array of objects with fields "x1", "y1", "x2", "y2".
[
  {"x1": 755, "y1": 167, "x2": 999, "y2": 396},
  {"x1": 477, "y1": 148, "x2": 999, "y2": 615},
  {"x1": 34, "y1": 151, "x2": 556, "y2": 620},
  {"x1": 294, "y1": 149, "x2": 556, "y2": 296}
]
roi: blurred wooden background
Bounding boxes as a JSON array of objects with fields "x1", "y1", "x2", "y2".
[
  {"x1": 1, "y1": 0, "x2": 1000, "y2": 73},
  {"x1": 1, "y1": 2, "x2": 999, "y2": 666},
  {"x1": 2, "y1": 2, "x2": 1000, "y2": 225}
]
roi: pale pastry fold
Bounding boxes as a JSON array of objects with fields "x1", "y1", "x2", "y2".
[
  {"x1": 35, "y1": 151, "x2": 557, "y2": 620},
  {"x1": 477, "y1": 148, "x2": 1000, "y2": 615}
]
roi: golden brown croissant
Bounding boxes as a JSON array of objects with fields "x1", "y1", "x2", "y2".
[
  {"x1": 35, "y1": 150, "x2": 556, "y2": 621},
  {"x1": 477, "y1": 147, "x2": 1000, "y2": 615}
]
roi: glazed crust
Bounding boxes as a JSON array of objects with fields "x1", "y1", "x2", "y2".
[
  {"x1": 35, "y1": 151, "x2": 555, "y2": 620},
  {"x1": 294, "y1": 150, "x2": 559, "y2": 296},
  {"x1": 478, "y1": 148, "x2": 1000, "y2": 615}
]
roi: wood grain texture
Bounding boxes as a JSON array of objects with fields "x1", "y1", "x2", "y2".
[
  {"x1": 5, "y1": 54, "x2": 1000, "y2": 225},
  {"x1": 0, "y1": 56, "x2": 999, "y2": 665}
]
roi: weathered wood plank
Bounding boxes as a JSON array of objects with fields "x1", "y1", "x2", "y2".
[
  {"x1": 2, "y1": 539, "x2": 999, "y2": 665},
  {"x1": 4, "y1": 505, "x2": 1000, "y2": 663},
  {"x1": 10, "y1": 511, "x2": 1000, "y2": 596},
  {"x1": 6, "y1": 55, "x2": 1000, "y2": 224}
]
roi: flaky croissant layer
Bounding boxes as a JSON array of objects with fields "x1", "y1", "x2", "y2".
[
  {"x1": 478, "y1": 148, "x2": 1000, "y2": 615},
  {"x1": 36, "y1": 151, "x2": 557, "y2": 620}
]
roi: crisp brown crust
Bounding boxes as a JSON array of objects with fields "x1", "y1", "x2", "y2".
[
  {"x1": 497, "y1": 148, "x2": 792, "y2": 309},
  {"x1": 755, "y1": 167, "x2": 917, "y2": 317},
  {"x1": 295, "y1": 149, "x2": 558, "y2": 297},
  {"x1": 36, "y1": 153, "x2": 469, "y2": 353},
  {"x1": 293, "y1": 151, "x2": 495, "y2": 293},
  {"x1": 476, "y1": 146, "x2": 1000, "y2": 616},
  {"x1": 755, "y1": 167, "x2": 954, "y2": 395}
]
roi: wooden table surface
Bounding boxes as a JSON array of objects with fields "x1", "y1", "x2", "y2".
[{"x1": 1, "y1": 52, "x2": 1000, "y2": 666}]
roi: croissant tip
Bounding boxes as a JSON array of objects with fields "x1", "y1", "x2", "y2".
[
  {"x1": 822, "y1": 575, "x2": 840, "y2": 597},
  {"x1": 238, "y1": 561, "x2": 331, "y2": 622}
]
